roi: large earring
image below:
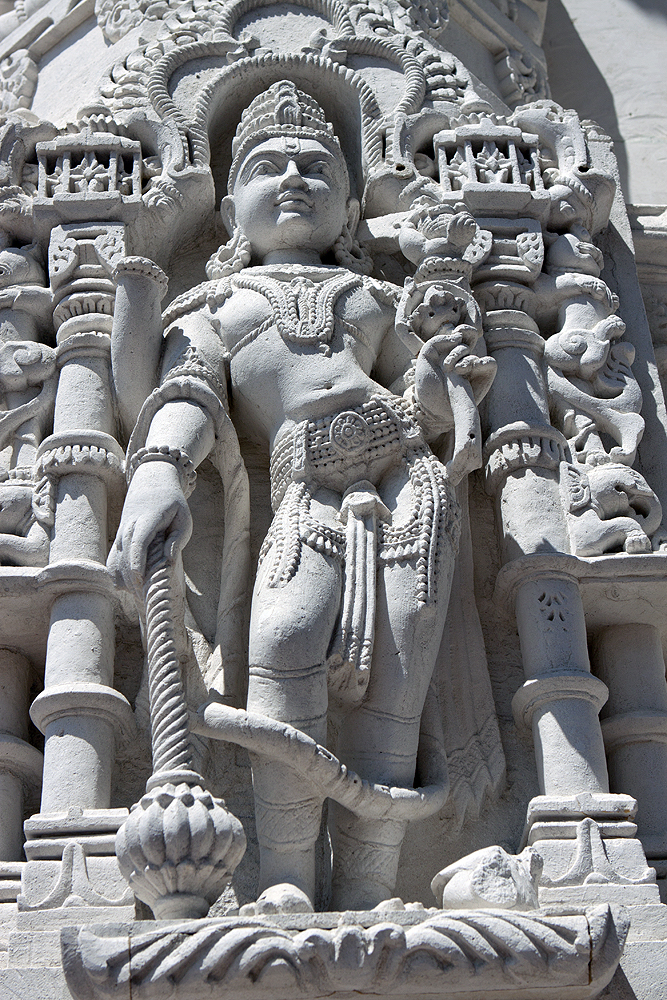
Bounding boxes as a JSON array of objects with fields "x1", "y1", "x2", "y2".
[
  {"x1": 205, "y1": 224, "x2": 252, "y2": 280},
  {"x1": 333, "y1": 224, "x2": 374, "y2": 276}
]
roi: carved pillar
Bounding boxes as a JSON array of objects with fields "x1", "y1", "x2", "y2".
[
  {"x1": 479, "y1": 294, "x2": 656, "y2": 899},
  {"x1": 512, "y1": 574, "x2": 609, "y2": 798},
  {"x1": 593, "y1": 624, "x2": 667, "y2": 861},
  {"x1": 29, "y1": 224, "x2": 131, "y2": 820},
  {"x1": 0, "y1": 649, "x2": 42, "y2": 860},
  {"x1": 482, "y1": 301, "x2": 611, "y2": 793}
]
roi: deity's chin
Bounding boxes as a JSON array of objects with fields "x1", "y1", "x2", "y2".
[{"x1": 253, "y1": 217, "x2": 339, "y2": 263}]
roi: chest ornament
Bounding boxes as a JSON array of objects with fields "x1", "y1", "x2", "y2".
[{"x1": 230, "y1": 270, "x2": 363, "y2": 347}]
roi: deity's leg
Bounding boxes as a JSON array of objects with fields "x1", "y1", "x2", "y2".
[
  {"x1": 330, "y1": 549, "x2": 454, "y2": 910},
  {"x1": 247, "y1": 541, "x2": 342, "y2": 904}
]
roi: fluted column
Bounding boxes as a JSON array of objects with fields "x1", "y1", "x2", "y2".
[{"x1": 593, "y1": 624, "x2": 667, "y2": 860}]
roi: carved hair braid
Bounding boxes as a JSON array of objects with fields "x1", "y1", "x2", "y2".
[{"x1": 333, "y1": 223, "x2": 374, "y2": 275}]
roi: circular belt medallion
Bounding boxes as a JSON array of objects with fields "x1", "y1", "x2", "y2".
[{"x1": 329, "y1": 411, "x2": 371, "y2": 457}]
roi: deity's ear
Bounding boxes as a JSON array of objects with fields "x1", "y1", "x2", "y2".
[
  {"x1": 346, "y1": 197, "x2": 361, "y2": 236},
  {"x1": 220, "y1": 196, "x2": 236, "y2": 237}
]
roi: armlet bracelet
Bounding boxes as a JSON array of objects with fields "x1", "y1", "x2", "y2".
[{"x1": 127, "y1": 445, "x2": 197, "y2": 498}]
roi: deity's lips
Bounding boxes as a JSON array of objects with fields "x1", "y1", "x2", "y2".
[{"x1": 275, "y1": 191, "x2": 313, "y2": 209}]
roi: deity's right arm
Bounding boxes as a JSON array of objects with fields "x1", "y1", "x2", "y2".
[
  {"x1": 130, "y1": 308, "x2": 230, "y2": 466},
  {"x1": 108, "y1": 306, "x2": 230, "y2": 592}
]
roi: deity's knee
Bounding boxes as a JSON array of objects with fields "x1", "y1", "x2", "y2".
[{"x1": 249, "y1": 544, "x2": 342, "y2": 671}]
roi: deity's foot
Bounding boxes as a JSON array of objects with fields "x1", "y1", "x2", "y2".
[
  {"x1": 372, "y1": 898, "x2": 427, "y2": 913},
  {"x1": 239, "y1": 883, "x2": 314, "y2": 915},
  {"x1": 372, "y1": 897, "x2": 405, "y2": 912}
]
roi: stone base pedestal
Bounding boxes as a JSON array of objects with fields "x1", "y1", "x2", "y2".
[{"x1": 18, "y1": 808, "x2": 132, "y2": 911}]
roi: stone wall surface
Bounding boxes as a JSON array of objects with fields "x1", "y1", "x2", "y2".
[
  {"x1": 545, "y1": 0, "x2": 667, "y2": 208},
  {"x1": 0, "y1": 0, "x2": 663, "y2": 997}
]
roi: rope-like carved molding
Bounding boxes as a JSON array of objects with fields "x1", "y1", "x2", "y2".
[
  {"x1": 61, "y1": 903, "x2": 628, "y2": 999},
  {"x1": 143, "y1": 535, "x2": 194, "y2": 774},
  {"x1": 218, "y1": 0, "x2": 354, "y2": 37}
]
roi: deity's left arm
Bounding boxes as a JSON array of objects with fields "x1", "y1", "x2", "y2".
[
  {"x1": 372, "y1": 291, "x2": 495, "y2": 439},
  {"x1": 110, "y1": 257, "x2": 169, "y2": 439}
]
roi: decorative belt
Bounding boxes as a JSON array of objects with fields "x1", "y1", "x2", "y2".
[{"x1": 270, "y1": 396, "x2": 421, "y2": 510}]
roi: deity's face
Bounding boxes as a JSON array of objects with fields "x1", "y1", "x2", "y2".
[{"x1": 223, "y1": 136, "x2": 350, "y2": 263}]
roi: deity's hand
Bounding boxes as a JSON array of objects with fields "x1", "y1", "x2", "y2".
[
  {"x1": 107, "y1": 461, "x2": 192, "y2": 597},
  {"x1": 413, "y1": 330, "x2": 496, "y2": 429}
]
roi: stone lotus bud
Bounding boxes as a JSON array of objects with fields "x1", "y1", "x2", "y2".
[{"x1": 115, "y1": 774, "x2": 246, "y2": 919}]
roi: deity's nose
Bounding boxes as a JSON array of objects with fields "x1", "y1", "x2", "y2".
[{"x1": 280, "y1": 160, "x2": 307, "y2": 188}]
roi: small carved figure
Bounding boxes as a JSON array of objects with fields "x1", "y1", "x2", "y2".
[
  {"x1": 109, "y1": 81, "x2": 495, "y2": 913},
  {"x1": 0, "y1": 472, "x2": 52, "y2": 565},
  {"x1": 0, "y1": 241, "x2": 54, "y2": 565},
  {"x1": 0, "y1": 243, "x2": 54, "y2": 465}
]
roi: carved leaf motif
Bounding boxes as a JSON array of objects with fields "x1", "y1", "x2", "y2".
[
  {"x1": 465, "y1": 228, "x2": 492, "y2": 266},
  {"x1": 516, "y1": 230, "x2": 544, "y2": 270},
  {"x1": 94, "y1": 229, "x2": 127, "y2": 274},
  {"x1": 62, "y1": 906, "x2": 628, "y2": 998},
  {"x1": 541, "y1": 818, "x2": 655, "y2": 887}
]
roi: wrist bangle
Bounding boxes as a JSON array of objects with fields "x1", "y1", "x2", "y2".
[{"x1": 127, "y1": 445, "x2": 197, "y2": 498}]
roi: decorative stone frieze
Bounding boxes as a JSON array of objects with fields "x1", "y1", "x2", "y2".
[{"x1": 61, "y1": 903, "x2": 628, "y2": 1000}]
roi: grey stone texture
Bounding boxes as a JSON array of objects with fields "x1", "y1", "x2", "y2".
[{"x1": 0, "y1": 0, "x2": 664, "y2": 997}]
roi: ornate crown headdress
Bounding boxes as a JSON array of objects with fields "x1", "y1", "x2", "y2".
[{"x1": 228, "y1": 80, "x2": 346, "y2": 190}]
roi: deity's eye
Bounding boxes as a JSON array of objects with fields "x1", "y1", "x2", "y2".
[
  {"x1": 245, "y1": 158, "x2": 281, "y2": 179},
  {"x1": 305, "y1": 160, "x2": 331, "y2": 176}
]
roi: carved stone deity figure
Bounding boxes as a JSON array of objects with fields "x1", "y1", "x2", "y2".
[{"x1": 109, "y1": 81, "x2": 495, "y2": 913}]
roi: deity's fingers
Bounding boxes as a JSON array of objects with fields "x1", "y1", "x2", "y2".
[
  {"x1": 164, "y1": 500, "x2": 193, "y2": 563},
  {"x1": 107, "y1": 531, "x2": 124, "y2": 590},
  {"x1": 106, "y1": 520, "x2": 137, "y2": 594},
  {"x1": 439, "y1": 343, "x2": 472, "y2": 373},
  {"x1": 420, "y1": 332, "x2": 463, "y2": 361},
  {"x1": 128, "y1": 517, "x2": 155, "y2": 593},
  {"x1": 455, "y1": 355, "x2": 497, "y2": 403}
]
